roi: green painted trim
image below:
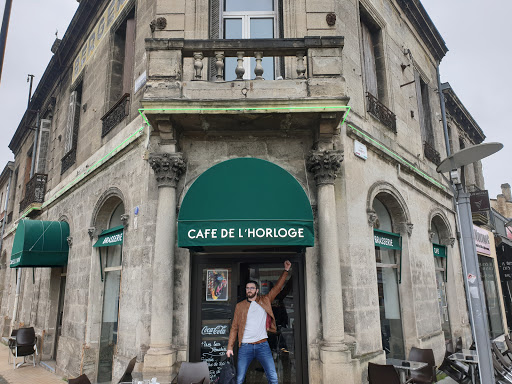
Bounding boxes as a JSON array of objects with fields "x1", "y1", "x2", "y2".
[
  {"x1": 373, "y1": 229, "x2": 402, "y2": 250},
  {"x1": 348, "y1": 124, "x2": 446, "y2": 191}
]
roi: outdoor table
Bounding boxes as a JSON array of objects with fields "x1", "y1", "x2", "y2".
[
  {"x1": 118, "y1": 371, "x2": 175, "y2": 384},
  {"x1": 449, "y1": 349, "x2": 479, "y2": 383},
  {"x1": 386, "y1": 358, "x2": 428, "y2": 384}
]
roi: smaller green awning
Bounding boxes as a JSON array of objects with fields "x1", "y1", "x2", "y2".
[
  {"x1": 93, "y1": 225, "x2": 124, "y2": 247},
  {"x1": 433, "y1": 243, "x2": 447, "y2": 258},
  {"x1": 11, "y1": 220, "x2": 70, "y2": 268},
  {"x1": 374, "y1": 229, "x2": 401, "y2": 250}
]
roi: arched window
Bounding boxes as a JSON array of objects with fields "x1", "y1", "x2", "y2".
[
  {"x1": 373, "y1": 197, "x2": 405, "y2": 359},
  {"x1": 430, "y1": 219, "x2": 451, "y2": 342},
  {"x1": 98, "y1": 202, "x2": 124, "y2": 383}
]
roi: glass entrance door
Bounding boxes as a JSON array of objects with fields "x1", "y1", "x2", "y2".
[{"x1": 190, "y1": 254, "x2": 307, "y2": 384}]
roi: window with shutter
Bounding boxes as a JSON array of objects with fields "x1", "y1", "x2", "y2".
[
  {"x1": 61, "y1": 83, "x2": 82, "y2": 175},
  {"x1": 36, "y1": 119, "x2": 51, "y2": 174}
]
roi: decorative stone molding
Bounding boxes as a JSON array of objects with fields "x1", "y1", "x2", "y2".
[
  {"x1": 88, "y1": 227, "x2": 95, "y2": 240},
  {"x1": 326, "y1": 13, "x2": 336, "y2": 26},
  {"x1": 120, "y1": 214, "x2": 130, "y2": 228},
  {"x1": 367, "y1": 209, "x2": 378, "y2": 227},
  {"x1": 149, "y1": 153, "x2": 187, "y2": 188},
  {"x1": 406, "y1": 223, "x2": 414, "y2": 236},
  {"x1": 449, "y1": 237, "x2": 455, "y2": 247},
  {"x1": 67, "y1": 236, "x2": 73, "y2": 247},
  {"x1": 428, "y1": 230, "x2": 435, "y2": 242},
  {"x1": 306, "y1": 150, "x2": 344, "y2": 186}
]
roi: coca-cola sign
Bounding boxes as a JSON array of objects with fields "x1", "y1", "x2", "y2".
[{"x1": 201, "y1": 325, "x2": 229, "y2": 336}]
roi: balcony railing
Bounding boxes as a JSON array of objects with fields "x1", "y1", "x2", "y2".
[
  {"x1": 19, "y1": 173, "x2": 48, "y2": 212},
  {"x1": 423, "y1": 141, "x2": 441, "y2": 166},
  {"x1": 366, "y1": 92, "x2": 397, "y2": 133}
]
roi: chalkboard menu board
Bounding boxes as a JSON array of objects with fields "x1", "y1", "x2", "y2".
[
  {"x1": 498, "y1": 244, "x2": 512, "y2": 281},
  {"x1": 200, "y1": 320, "x2": 230, "y2": 381},
  {"x1": 201, "y1": 339, "x2": 229, "y2": 381}
]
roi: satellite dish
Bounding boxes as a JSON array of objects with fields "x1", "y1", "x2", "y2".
[{"x1": 437, "y1": 142, "x2": 503, "y2": 173}]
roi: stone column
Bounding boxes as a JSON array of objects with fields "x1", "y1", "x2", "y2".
[
  {"x1": 144, "y1": 152, "x2": 186, "y2": 372},
  {"x1": 307, "y1": 149, "x2": 354, "y2": 382}
]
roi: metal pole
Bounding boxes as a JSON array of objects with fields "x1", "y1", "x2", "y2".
[
  {"x1": 455, "y1": 182, "x2": 495, "y2": 383},
  {"x1": 0, "y1": 0, "x2": 13, "y2": 85},
  {"x1": 9, "y1": 268, "x2": 22, "y2": 336}
]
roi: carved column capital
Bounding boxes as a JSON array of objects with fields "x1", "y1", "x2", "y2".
[
  {"x1": 398, "y1": 222, "x2": 414, "y2": 236},
  {"x1": 428, "y1": 230, "x2": 435, "y2": 242},
  {"x1": 67, "y1": 236, "x2": 73, "y2": 247},
  {"x1": 149, "y1": 152, "x2": 186, "y2": 188},
  {"x1": 306, "y1": 150, "x2": 344, "y2": 186},
  {"x1": 367, "y1": 209, "x2": 378, "y2": 227}
]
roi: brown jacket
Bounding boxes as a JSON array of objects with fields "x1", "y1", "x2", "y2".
[{"x1": 228, "y1": 270, "x2": 289, "y2": 350}]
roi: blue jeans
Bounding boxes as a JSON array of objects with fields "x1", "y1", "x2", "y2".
[{"x1": 236, "y1": 341, "x2": 278, "y2": 384}]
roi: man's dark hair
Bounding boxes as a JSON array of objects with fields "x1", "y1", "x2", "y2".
[{"x1": 246, "y1": 280, "x2": 259, "y2": 290}]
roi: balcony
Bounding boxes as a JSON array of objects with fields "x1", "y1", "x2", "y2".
[
  {"x1": 142, "y1": 37, "x2": 348, "y2": 131},
  {"x1": 423, "y1": 141, "x2": 441, "y2": 166},
  {"x1": 19, "y1": 173, "x2": 48, "y2": 213},
  {"x1": 366, "y1": 92, "x2": 396, "y2": 133}
]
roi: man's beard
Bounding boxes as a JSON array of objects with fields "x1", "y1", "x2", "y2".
[{"x1": 247, "y1": 291, "x2": 257, "y2": 299}]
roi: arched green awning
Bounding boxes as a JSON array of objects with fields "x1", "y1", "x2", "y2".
[
  {"x1": 178, "y1": 158, "x2": 314, "y2": 248},
  {"x1": 11, "y1": 220, "x2": 70, "y2": 268}
]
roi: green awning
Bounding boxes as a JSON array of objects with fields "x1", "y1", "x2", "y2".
[
  {"x1": 10, "y1": 220, "x2": 70, "y2": 268},
  {"x1": 433, "y1": 243, "x2": 447, "y2": 258},
  {"x1": 178, "y1": 158, "x2": 314, "y2": 248},
  {"x1": 93, "y1": 225, "x2": 124, "y2": 247},
  {"x1": 374, "y1": 229, "x2": 401, "y2": 250}
]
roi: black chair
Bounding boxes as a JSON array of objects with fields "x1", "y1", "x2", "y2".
[
  {"x1": 176, "y1": 362, "x2": 210, "y2": 384},
  {"x1": 10, "y1": 327, "x2": 37, "y2": 369},
  {"x1": 438, "y1": 352, "x2": 470, "y2": 384},
  {"x1": 493, "y1": 354, "x2": 512, "y2": 384},
  {"x1": 368, "y1": 362, "x2": 401, "y2": 384},
  {"x1": 118, "y1": 356, "x2": 137, "y2": 383},
  {"x1": 7, "y1": 329, "x2": 18, "y2": 364},
  {"x1": 493, "y1": 342, "x2": 512, "y2": 372},
  {"x1": 408, "y1": 347, "x2": 437, "y2": 383},
  {"x1": 68, "y1": 374, "x2": 92, "y2": 384}
]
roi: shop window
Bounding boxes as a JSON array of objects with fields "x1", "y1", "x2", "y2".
[
  {"x1": 222, "y1": 0, "x2": 277, "y2": 80},
  {"x1": 61, "y1": 82, "x2": 82, "y2": 175},
  {"x1": 373, "y1": 198, "x2": 405, "y2": 359},
  {"x1": 478, "y1": 255, "x2": 505, "y2": 339}
]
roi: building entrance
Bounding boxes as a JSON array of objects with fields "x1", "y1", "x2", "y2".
[{"x1": 190, "y1": 252, "x2": 307, "y2": 383}]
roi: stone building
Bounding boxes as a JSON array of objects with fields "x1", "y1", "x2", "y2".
[
  {"x1": 492, "y1": 183, "x2": 512, "y2": 219},
  {"x1": 0, "y1": 0, "x2": 493, "y2": 383}
]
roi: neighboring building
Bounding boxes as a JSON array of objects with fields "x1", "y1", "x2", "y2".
[
  {"x1": 492, "y1": 183, "x2": 512, "y2": 219},
  {"x1": 0, "y1": 0, "x2": 493, "y2": 383}
]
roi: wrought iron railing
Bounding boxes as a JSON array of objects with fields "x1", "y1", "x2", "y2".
[
  {"x1": 366, "y1": 92, "x2": 397, "y2": 133},
  {"x1": 423, "y1": 141, "x2": 441, "y2": 166},
  {"x1": 101, "y1": 93, "x2": 130, "y2": 137},
  {"x1": 19, "y1": 173, "x2": 48, "y2": 212},
  {"x1": 61, "y1": 147, "x2": 77, "y2": 175}
]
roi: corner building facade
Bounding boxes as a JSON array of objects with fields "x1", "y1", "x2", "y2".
[{"x1": 0, "y1": 0, "x2": 484, "y2": 383}]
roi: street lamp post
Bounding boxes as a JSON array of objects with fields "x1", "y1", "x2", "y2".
[{"x1": 437, "y1": 142, "x2": 503, "y2": 384}]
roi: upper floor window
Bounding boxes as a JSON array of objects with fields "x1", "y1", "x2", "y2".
[
  {"x1": 222, "y1": 0, "x2": 277, "y2": 80},
  {"x1": 61, "y1": 81, "x2": 83, "y2": 175},
  {"x1": 360, "y1": 8, "x2": 387, "y2": 104},
  {"x1": 415, "y1": 73, "x2": 434, "y2": 147}
]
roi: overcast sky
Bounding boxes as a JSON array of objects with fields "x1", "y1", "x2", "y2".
[{"x1": 0, "y1": 0, "x2": 509, "y2": 199}]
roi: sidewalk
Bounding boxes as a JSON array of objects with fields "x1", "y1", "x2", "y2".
[{"x1": 0, "y1": 343, "x2": 66, "y2": 384}]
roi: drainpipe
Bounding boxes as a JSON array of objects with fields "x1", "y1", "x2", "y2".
[
  {"x1": 437, "y1": 66, "x2": 450, "y2": 158},
  {"x1": 0, "y1": 166, "x2": 13, "y2": 252}
]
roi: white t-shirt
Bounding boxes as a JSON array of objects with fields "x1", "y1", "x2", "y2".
[{"x1": 241, "y1": 301, "x2": 268, "y2": 343}]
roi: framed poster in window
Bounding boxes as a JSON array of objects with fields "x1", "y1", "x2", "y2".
[{"x1": 206, "y1": 269, "x2": 228, "y2": 301}]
